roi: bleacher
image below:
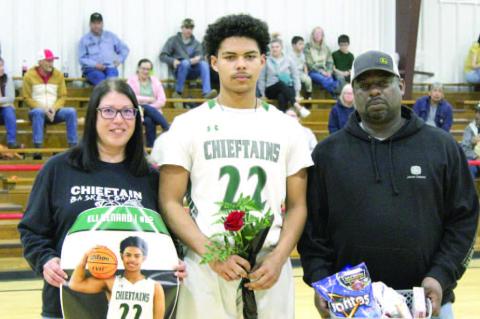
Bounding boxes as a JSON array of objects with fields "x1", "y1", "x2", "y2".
[{"x1": 1, "y1": 79, "x2": 479, "y2": 277}]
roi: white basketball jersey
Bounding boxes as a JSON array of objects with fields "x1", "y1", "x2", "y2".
[
  {"x1": 107, "y1": 276, "x2": 155, "y2": 319},
  {"x1": 157, "y1": 100, "x2": 313, "y2": 248}
]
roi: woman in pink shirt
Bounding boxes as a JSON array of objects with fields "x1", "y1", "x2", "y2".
[{"x1": 127, "y1": 59, "x2": 169, "y2": 147}]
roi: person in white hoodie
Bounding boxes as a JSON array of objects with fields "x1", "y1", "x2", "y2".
[{"x1": 460, "y1": 103, "x2": 480, "y2": 177}]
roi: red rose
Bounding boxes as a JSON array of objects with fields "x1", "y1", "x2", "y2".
[{"x1": 224, "y1": 210, "x2": 245, "y2": 231}]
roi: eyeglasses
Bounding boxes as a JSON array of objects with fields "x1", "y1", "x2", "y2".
[{"x1": 97, "y1": 107, "x2": 138, "y2": 120}]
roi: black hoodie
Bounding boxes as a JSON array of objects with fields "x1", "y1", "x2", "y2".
[{"x1": 298, "y1": 107, "x2": 479, "y2": 304}]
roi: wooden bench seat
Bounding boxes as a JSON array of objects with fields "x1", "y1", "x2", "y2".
[
  {"x1": 0, "y1": 239, "x2": 23, "y2": 258},
  {"x1": 2, "y1": 177, "x2": 35, "y2": 190},
  {"x1": 0, "y1": 220, "x2": 21, "y2": 240}
]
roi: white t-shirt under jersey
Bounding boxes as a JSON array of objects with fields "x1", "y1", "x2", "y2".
[
  {"x1": 107, "y1": 276, "x2": 155, "y2": 319},
  {"x1": 157, "y1": 100, "x2": 313, "y2": 248}
]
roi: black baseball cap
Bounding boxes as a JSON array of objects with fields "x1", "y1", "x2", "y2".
[
  {"x1": 351, "y1": 50, "x2": 400, "y2": 83},
  {"x1": 182, "y1": 18, "x2": 194, "y2": 28},
  {"x1": 90, "y1": 12, "x2": 103, "y2": 23}
]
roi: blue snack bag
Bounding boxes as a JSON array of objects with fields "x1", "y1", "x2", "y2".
[{"x1": 312, "y1": 263, "x2": 381, "y2": 318}]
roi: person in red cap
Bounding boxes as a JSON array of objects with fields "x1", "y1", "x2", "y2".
[{"x1": 22, "y1": 49, "x2": 78, "y2": 159}]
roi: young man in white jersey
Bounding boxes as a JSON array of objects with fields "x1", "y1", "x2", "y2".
[
  {"x1": 157, "y1": 14, "x2": 313, "y2": 318},
  {"x1": 69, "y1": 236, "x2": 165, "y2": 319}
]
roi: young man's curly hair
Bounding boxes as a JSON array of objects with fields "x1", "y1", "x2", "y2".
[{"x1": 204, "y1": 14, "x2": 270, "y2": 57}]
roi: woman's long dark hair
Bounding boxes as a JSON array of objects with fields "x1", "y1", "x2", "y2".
[
  {"x1": 0, "y1": 58, "x2": 7, "y2": 97},
  {"x1": 68, "y1": 79, "x2": 150, "y2": 176}
]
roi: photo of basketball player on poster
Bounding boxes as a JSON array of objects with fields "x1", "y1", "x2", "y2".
[
  {"x1": 69, "y1": 236, "x2": 165, "y2": 319},
  {"x1": 59, "y1": 206, "x2": 180, "y2": 319}
]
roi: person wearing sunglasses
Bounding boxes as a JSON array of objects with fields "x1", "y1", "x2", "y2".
[{"x1": 18, "y1": 79, "x2": 186, "y2": 319}]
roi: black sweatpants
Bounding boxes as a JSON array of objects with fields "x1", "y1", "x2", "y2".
[{"x1": 265, "y1": 81, "x2": 295, "y2": 112}]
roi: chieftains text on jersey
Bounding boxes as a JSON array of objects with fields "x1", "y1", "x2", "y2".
[{"x1": 204, "y1": 139, "x2": 280, "y2": 163}]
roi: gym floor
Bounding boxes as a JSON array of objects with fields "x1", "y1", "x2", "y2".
[{"x1": 0, "y1": 259, "x2": 479, "y2": 318}]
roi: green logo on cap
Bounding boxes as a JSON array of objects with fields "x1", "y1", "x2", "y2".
[{"x1": 379, "y1": 57, "x2": 389, "y2": 65}]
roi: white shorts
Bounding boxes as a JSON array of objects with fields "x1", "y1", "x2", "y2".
[{"x1": 176, "y1": 250, "x2": 294, "y2": 319}]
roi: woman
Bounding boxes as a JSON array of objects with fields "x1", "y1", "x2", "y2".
[
  {"x1": 304, "y1": 26, "x2": 339, "y2": 97},
  {"x1": 328, "y1": 83, "x2": 354, "y2": 134},
  {"x1": 18, "y1": 79, "x2": 184, "y2": 319},
  {"x1": 258, "y1": 38, "x2": 308, "y2": 115},
  {"x1": 127, "y1": 58, "x2": 169, "y2": 147},
  {"x1": 465, "y1": 33, "x2": 480, "y2": 84},
  {"x1": 0, "y1": 57, "x2": 18, "y2": 148}
]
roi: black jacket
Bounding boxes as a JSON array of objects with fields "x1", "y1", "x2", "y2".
[
  {"x1": 298, "y1": 107, "x2": 479, "y2": 304},
  {"x1": 159, "y1": 32, "x2": 203, "y2": 71}
]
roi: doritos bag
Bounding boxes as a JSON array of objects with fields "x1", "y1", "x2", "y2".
[{"x1": 312, "y1": 263, "x2": 382, "y2": 318}]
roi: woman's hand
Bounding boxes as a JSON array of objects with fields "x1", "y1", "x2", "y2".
[{"x1": 43, "y1": 257, "x2": 68, "y2": 288}]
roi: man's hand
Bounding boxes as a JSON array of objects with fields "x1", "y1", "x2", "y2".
[
  {"x1": 46, "y1": 108, "x2": 56, "y2": 122},
  {"x1": 174, "y1": 260, "x2": 187, "y2": 282},
  {"x1": 209, "y1": 255, "x2": 251, "y2": 281},
  {"x1": 113, "y1": 60, "x2": 120, "y2": 67},
  {"x1": 314, "y1": 293, "x2": 330, "y2": 318},
  {"x1": 422, "y1": 276, "x2": 443, "y2": 316},
  {"x1": 43, "y1": 257, "x2": 68, "y2": 288},
  {"x1": 244, "y1": 253, "x2": 284, "y2": 290},
  {"x1": 190, "y1": 56, "x2": 201, "y2": 65},
  {"x1": 173, "y1": 59, "x2": 181, "y2": 69},
  {"x1": 95, "y1": 63, "x2": 106, "y2": 71}
]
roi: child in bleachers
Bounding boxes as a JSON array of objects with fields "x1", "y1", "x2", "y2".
[
  {"x1": 332, "y1": 34, "x2": 354, "y2": 91},
  {"x1": 290, "y1": 36, "x2": 313, "y2": 100}
]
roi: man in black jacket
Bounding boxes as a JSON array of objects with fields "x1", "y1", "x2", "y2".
[{"x1": 298, "y1": 50, "x2": 479, "y2": 318}]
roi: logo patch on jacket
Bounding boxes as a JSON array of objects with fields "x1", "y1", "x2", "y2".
[{"x1": 407, "y1": 165, "x2": 426, "y2": 179}]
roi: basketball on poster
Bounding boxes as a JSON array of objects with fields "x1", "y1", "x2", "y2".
[{"x1": 60, "y1": 206, "x2": 180, "y2": 319}]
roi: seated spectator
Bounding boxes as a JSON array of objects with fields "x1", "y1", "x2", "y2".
[
  {"x1": 0, "y1": 57, "x2": 18, "y2": 148},
  {"x1": 461, "y1": 103, "x2": 480, "y2": 177},
  {"x1": 464, "y1": 33, "x2": 480, "y2": 84},
  {"x1": 160, "y1": 18, "x2": 217, "y2": 109},
  {"x1": 258, "y1": 38, "x2": 309, "y2": 117},
  {"x1": 127, "y1": 58, "x2": 169, "y2": 148},
  {"x1": 332, "y1": 34, "x2": 354, "y2": 90},
  {"x1": 413, "y1": 82, "x2": 453, "y2": 132},
  {"x1": 22, "y1": 49, "x2": 77, "y2": 159},
  {"x1": 304, "y1": 26, "x2": 338, "y2": 97},
  {"x1": 286, "y1": 108, "x2": 317, "y2": 153},
  {"x1": 259, "y1": 38, "x2": 299, "y2": 111},
  {"x1": 79, "y1": 13, "x2": 129, "y2": 86},
  {"x1": 328, "y1": 84, "x2": 354, "y2": 134},
  {"x1": 291, "y1": 36, "x2": 313, "y2": 99}
]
